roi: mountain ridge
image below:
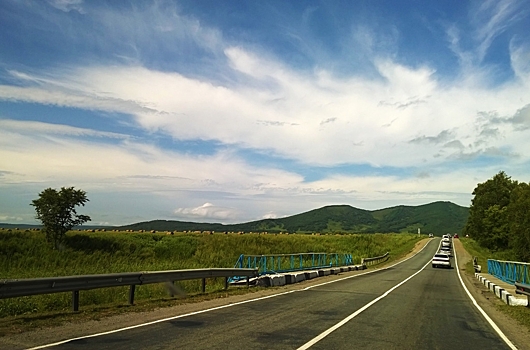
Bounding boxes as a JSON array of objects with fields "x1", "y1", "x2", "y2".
[{"x1": 117, "y1": 201, "x2": 469, "y2": 235}]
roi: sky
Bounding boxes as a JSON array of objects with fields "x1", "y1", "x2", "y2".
[{"x1": 1, "y1": 0, "x2": 529, "y2": 226}]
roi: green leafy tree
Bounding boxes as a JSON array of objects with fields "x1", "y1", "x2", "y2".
[
  {"x1": 31, "y1": 187, "x2": 91, "y2": 249},
  {"x1": 507, "y1": 182, "x2": 530, "y2": 262},
  {"x1": 463, "y1": 171, "x2": 517, "y2": 250}
]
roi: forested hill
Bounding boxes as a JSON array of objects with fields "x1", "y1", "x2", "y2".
[{"x1": 118, "y1": 201, "x2": 468, "y2": 235}]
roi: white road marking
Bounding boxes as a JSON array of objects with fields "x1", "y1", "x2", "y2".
[
  {"x1": 301, "y1": 238, "x2": 433, "y2": 291},
  {"x1": 27, "y1": 239, "x2": 434, "y2": 350},
  {"x1": 453, "y1": 245, "x2": 518, "y2": 350},
  {"x1": 296, "y1": 259, "x2": 431, "y2": 350}
]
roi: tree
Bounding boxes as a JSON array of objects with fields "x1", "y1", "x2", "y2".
[
  {"x1": 463, "y1": 171, "x2": 517, "y2": 250},
  {"x1": 507, "y1": 182, "x2": 530, "y2": 262},
  {"x1": 31, "y1": 187, "x2": 91, "y2": 249}
]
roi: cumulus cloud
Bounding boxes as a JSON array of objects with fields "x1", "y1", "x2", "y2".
[
  {"x1": 174, "y1": 203, "x2": 239, "y2": 220},
  {"x1": 509, "y1": 104, "x2": 530, "y2": 130},
  {"x1": 2, "y1": 53, "x2": 529, "y2": 170},
  {"x1": 409, "y1": 130, "x2": 455, "y2": 145},
  {"x1": 1, "y1": 1, "x2": 529, "y2": 224},
  {"x1": 0, "y1": 215, "x2": 24, "y2": 222}
]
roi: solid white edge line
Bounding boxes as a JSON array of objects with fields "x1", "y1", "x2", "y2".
[
  {"x1": 27, "y1": 239, "x2": 434, "y2": 350},
  {"x1": 454, "y1": 245, "x2": 518, "y2": 350},
  {"x1": 296, "y1": 258, "x2": 432, "y2": 349}
]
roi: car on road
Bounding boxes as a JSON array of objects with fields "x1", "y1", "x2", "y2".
[
  {"x1": 453, "y1": 234, "x2": 459, "y2": 239},
  {"x1": 429, "y1": 233, "x2": 434, "y2": 238},
  {"x1": 432, "y1": 253, "x2": 451, "y2": 268},
  {"x1": 439, "y1": 245, "x2": 453, "y2": 256}
]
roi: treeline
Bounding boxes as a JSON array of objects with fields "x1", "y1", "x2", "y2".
[{"x1": 464, "y1": 171, "x2": 530, "y2": 262}]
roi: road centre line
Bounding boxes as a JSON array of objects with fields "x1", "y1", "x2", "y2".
[
  {"x1": 453, "y1": 245, "x2": 517, "y2": 350},
  {"x1": 27, "y1": 239, "x2": 434, "y2": 350},
  {"x1": 301, "y1": 238, "x2": 433, "y2": 291},
  {"x1": 296, "y1": 259, "x2": 432, "y2": 350}
]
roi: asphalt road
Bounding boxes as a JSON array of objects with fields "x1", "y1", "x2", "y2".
[{"x1": 33, "y1": 239, "x2": 513, "y2": 350}]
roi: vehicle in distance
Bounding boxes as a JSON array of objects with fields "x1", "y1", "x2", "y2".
[
  {"x1": 429, "y1": 233, "x2": 434, "y2": 238},
  {"x1": 432, "y1": 253, "x2": 451, "y2": 268},
  {"x1": 453, "y1": 234, "x2": 459, "y2": 239},
  {"x1": 439, "y1": 246, "x2": 453, "y2": 256}
]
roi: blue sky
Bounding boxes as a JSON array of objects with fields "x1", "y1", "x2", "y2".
[{"x1": 1, "y1": 0, "x2": 530, "y2": 226}]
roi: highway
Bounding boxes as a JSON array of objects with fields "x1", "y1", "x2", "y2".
[{"x1": 30, "y1": 239, "x2": 514, "y2": 350}]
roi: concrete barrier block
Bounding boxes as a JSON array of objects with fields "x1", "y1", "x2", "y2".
[
  {"x1": 258, "y1": 276, "x2": 272, "y2": 287},
  {"x1": 340, "y1": 267, "x2": 348, "y2": 273},
  {"x1": 304, "y1": 271, "x2": 318, "y2": 280},
  {"x1": 285, "y1": 274, "x2": 296, "y2": 284},
  {"x1": 269, "y1": 274, "x2": 286, "y2": 286},
  {"x1": 294, "y1": 273, "x2": 306, "y2": 283}
]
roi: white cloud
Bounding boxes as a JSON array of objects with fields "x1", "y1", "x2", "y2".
[
  {"x1": 2, "y1": 53, "x2": 529, "y2": 171},
  {"x1": 2, "y1": 0, "x2": 529, "y2": 224},
  {"x1": 174, "y1": 203, "x2": 239, "y2": 220},
  {"x1": 0, "y1": 119, "x2": 127, "y2": 139},
  {"x1": 0, "y1": 215, "x2": 24, "y2": 222},
  {"x1": 46, "y1": 0, "x2": 85, "y2": 13},
  {"x1": 473, "y1": 0, "x2": 525, "y2": 62}
]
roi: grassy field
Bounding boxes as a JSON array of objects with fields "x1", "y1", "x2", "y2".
[
  {"x1": 459, "y1": 238, "x2": 530, "y2": 332},
  {"x1": 0, "y1": 229, "x2": 422, "y2": 319}
]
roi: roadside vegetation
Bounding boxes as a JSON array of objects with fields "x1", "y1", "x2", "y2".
[
  {"x1": 461, "y1": 172, "x2": 530, "y2": 332},
  {"x1": 0, "y1": 229, "x2": 421, "y2": 319},
  {"x1": 463, "y1": 171, "x2": 530, "y2": 262}
]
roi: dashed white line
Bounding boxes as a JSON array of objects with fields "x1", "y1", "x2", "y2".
[
  {"x1": 296, "y1": 259, "x2": 431, "y2": 350},
  {"x1": 27, "y1": 239, "x2": 434, "y2": 349}
]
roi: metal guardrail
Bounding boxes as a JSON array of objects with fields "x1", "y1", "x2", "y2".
[
  {"x1": 0, "y1": 268, "x2": 258, "y2": 311},
  {"x1": 515, "y1": 282, "x2": 530, "y2": 308},
  {"x1": 361, "y1": 252, "x2": 389, "y2": 266},
  {"x1": 487, "y1": 259, "x2": 530, "y2": 285},
  {"x1": 231, "y1": 252, "x2": 353, "y2": 279}
]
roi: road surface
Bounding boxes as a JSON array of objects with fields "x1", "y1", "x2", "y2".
[{"x1": 26, "y1": 238, "x2": 515, "y2": 350}]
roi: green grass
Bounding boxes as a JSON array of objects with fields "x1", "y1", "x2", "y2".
[
  {"x1": 0, "y1": 229, "x2": 421, "y2": 318},
  {"x1": 459, "y1": 237, "x2": 518, "y2": 275}
]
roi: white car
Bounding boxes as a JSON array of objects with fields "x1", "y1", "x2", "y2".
[
  {"x1": 439, "y1": 245, "x2": 453, "y2": 256},
  {"x1": 432, "y1": 253, "x2": 451, "y2": 268}
]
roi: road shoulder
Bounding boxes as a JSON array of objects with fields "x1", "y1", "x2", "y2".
[{"x1": 454, "y1": 239, "x2": 530, "y2": 350}]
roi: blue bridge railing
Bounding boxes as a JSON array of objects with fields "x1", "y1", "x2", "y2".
[
  {"x1": 230, "y1": 252, "x2": 353, "y2": 281},
  {"x1": 487, "y1": 259, "x2": 530, "y2": 285}
]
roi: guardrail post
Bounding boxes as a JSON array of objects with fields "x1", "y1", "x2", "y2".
[
  {"x1": 72, "y1": 290, "x2": 79, "y2": 312},
  {"x1": 224, "y1": 277, "x2": 228, "y2": 290},
  {"x1": 201, "y1": 278, "x2": 206, "y2": 293},
  {"x1": 246, "y1": 276, "x2": 250, "y2": 288},
  {"x1": 129, "y1": 285, "x2": 136, "y2": 305}
]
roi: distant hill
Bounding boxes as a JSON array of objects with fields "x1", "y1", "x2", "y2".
[{"x1": 117, "y1": 201, "x2": 469, "y2": 235}]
